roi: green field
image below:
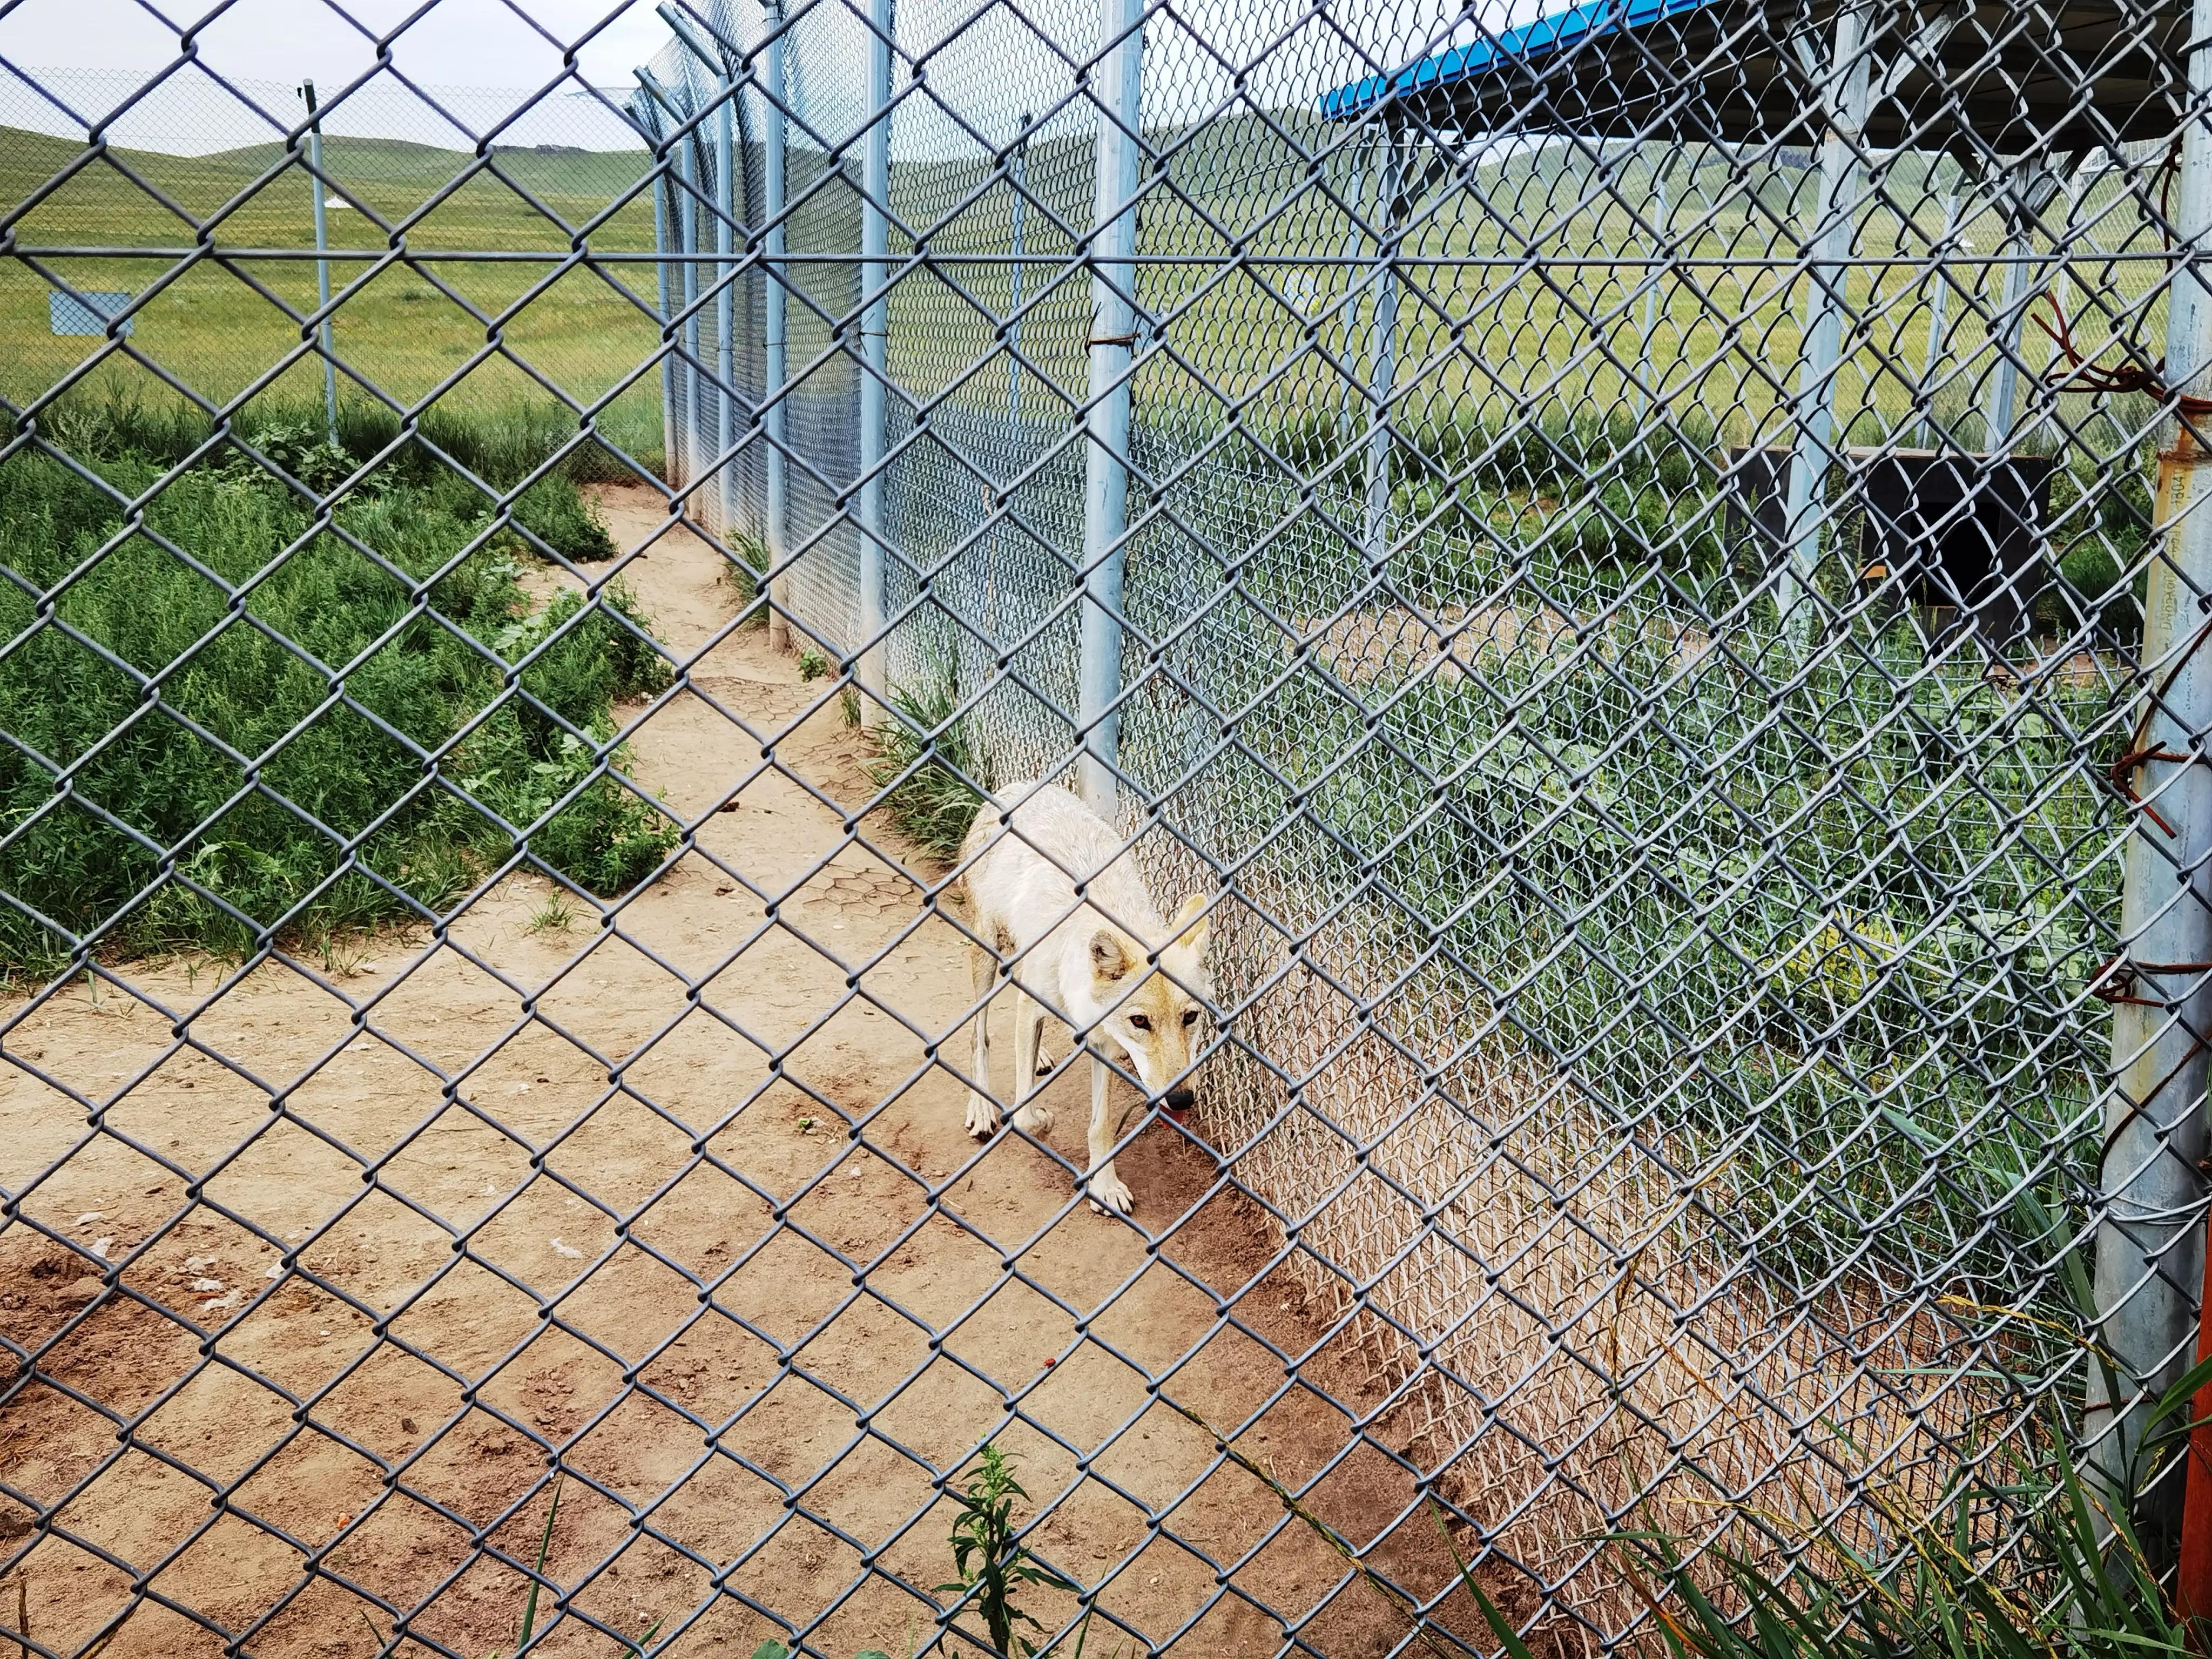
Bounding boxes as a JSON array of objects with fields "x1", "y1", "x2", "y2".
[
  {"x1": 5, "y1": 113, "x2": 2170, "y2": 497},
  {"x1": 2, "y1": 127, "x2": 667, "y2": 464}
]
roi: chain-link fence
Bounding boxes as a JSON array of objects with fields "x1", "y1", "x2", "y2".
[
  {"x1": 4, "y1": 0, "x2": 2211, "y2": 1654},
  {"x1": 1, "y1": 62, "x2": 664, "y2": 463}
]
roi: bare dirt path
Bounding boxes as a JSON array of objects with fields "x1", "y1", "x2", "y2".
[{"x1": 0, "y1": 486, "x2": 1464, "y2": 1658}]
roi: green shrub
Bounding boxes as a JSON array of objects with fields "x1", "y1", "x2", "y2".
[
  {"x1": 39, "y1": 385, "x2": 659, "y2": 491},
  {"x1": 0, "y1": 434, "x2": 673, "y2": 973},
  {"x1": 866, "y1": 678, "x2": 988, "y2": 864}
]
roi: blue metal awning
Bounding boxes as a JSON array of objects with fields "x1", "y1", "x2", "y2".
[
  {"x1": 1318, "y1": 0, "x2": 2187, "y2": 154},
  {"x1": 1319, "y1": 0, "x2": 1713, "y2": 123}
]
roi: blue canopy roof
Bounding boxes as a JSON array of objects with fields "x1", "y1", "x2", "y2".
[
  {"x1": 1316, "y1": 0, "x2": 2186, "y2": 154},
  {"x1": 1319, "y1": 0, "x2": 1714, "y2": 123}
]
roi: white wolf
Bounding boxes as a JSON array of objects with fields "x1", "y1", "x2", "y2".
[{"x1": 957, "y1": 782, "x2": 1210, "y2": 1215}]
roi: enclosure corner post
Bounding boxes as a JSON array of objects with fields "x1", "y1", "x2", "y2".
[
  {"x1": 1777, "y1": 1, "x2": 1870, "y2": 636},
  {"x1": 300, "y1": 80, "x2": 338, "y2": 445},
  {"x1": 1078, "y1": 0, "x2": 1144, "y2": 819},
  {"x1": 2093, "y1": 0, "x2": 2212, "y2": 1567},
  {"x1": 855, "y1": 0, "x2": 894, "y2": 719},
  {"x1": 764, "y1": 0, "x2": 792, "y2": 652}
]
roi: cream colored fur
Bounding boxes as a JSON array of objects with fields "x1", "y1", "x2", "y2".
[{"x1": 958, "y1": 782, "x2": 1210, "y2": 1215}]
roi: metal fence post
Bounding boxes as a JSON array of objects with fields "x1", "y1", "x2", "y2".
[
  {"x1": 1363, "y1": 130, "x2": 1401, "y2": 575},
  {"x1": 1778, "y1": 1, "x2": 1871, "y2": 627},
  {"x1": 1982, "y1": 159, "x2": 2046, "y2": 449},
  {"x1": 1078, "y1": 0, "x2": 1144, "y2": 815},
  {"x1": 1007, "y1": 124, "x2": 1030, "y2": 432},
  {"x1": 633, "y1": 85, "x2": 681, "y2": 490},
  {"x1": 2091, "y1": 0, "x2": 2212, "y2": 1548},
  {"x1": 299, "y1": 80, "x2": 338, "y2": 444},
  {"x1": 765, "y1": 0, "x2": 792, "y2": 651},
  {"x1": 680, "y1": 118, "x2": 703, "y2": 500},
  {"x1": 714, "y1": 53, "x2": 737, "y2": 537},
  {"x1": 660, "y1": 8, "x2": 741, "y2": 539},
  {"x1": 1915, "y1": 177, "x2": 1960, "y2": 448},
  {"x1": 981, "y1": 119, "x2": 1032, "y2": 662},
  {"x1": 1632, "y1": 149, "x2": 1671, "y2": 424},
  {"x1": 857, "y1": 0, "x2": 893, "y2": 714},
  {"x1": 637, "y1": 68, "x2": 694, "y2": 491}
]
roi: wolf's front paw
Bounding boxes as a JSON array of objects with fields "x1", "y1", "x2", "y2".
[
  {"x1": 964, "y1": 1094, "x2": 1000, "y2": 1140},
  {"x1": 1085, "y1": 1164, "x2": 1134, "y2": 1216}
]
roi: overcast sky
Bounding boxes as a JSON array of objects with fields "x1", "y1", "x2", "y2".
[{"x1": 0, "y1": 0, "x2": 670, "y2": 89}]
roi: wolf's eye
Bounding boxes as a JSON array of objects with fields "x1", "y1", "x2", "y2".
[
  {"x1": 1127, "y1": 1014, "x2": 1150, "y2": 1031},
  {"x1": 1182, "y1": 1009, "x2": 1199, "y2": 1026}
]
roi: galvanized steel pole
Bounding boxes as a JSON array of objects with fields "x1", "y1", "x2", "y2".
[
  {"x1": 857, "y1": 0, "x2": 893, "y2": 716},
  {"x1": 633, "y1": 83, "x2": 681, "y2": 490},
  {"x1": 300, "y1": 81, "x2": 339, "y2": 445},
  {"x1": 660, "y1": 8, "x2": 741, "y2": 538},
  {"x1": 679, "y1": 122, "x2": 703, "y2": 499},
  {"x1": 1007, "y1": 125, "x2": 1030, "y2": 431},
  {"x1": 1632, "y1": 150, "x2": 1670, "y2": 426},
  {"x1": 2092, "y1": 0, "x2": 2212, "y2": 1548},
  {"x1": 638, "y1": 65, "x2": 701, "y2": 491},
  {"x1": 982, "y1": 120, "x2": 1032, "y2": 664},
  {"x1": 1916, "y1": 177, "x2": 1959, "y2": 449},
  {"x1": 715, "y1": 57, "x2": 737, "y2": 536},
  {"x1": 1778, "y1": 2, "x2": 1870, "y2": 630},
  {"x1": 1363, "y1": 132, "x2": 1400, "y2": 575},
  {"x1": 1982, "y1": 164, "x2": 2035, "y2": 448},
  {"x1": 1078, "y1": 0, "x2": 1143, "y2": 816},
  {"x1": 765, "y1": 0, "x2": 792, "y2": 651}
]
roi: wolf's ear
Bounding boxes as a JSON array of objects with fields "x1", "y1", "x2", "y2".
[
  {"x1": 1171, "y1": 893, "x2": 1210, "y2": 962},
  {"x1": 1089, "y1": 929, "x2": 1131, "y2": 982}
]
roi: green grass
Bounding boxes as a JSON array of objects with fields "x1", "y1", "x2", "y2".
[
  {"x1": 1591, "y1": 1231, "x2": 2211, "y2": 1659},
  {"x1": 2, "y1": 125, "x2": 666, "y2": 465},
  {"x1": 0, "y1": 394, "x2": 675, "y2": 974},
  {"x1": 866, "y1": 677, "x2": 989, "y2": 864},
  {"x1": 1146, "y1": 516, "x2": 2122, "y2": 1301}
]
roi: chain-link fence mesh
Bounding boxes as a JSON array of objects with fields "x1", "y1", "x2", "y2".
[{"x1": 3, "y1": 0, "x2": 2210, "y2": 1654}]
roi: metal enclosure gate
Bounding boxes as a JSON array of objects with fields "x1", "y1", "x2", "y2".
[{"x1": 2, "y1": 0, "x2": 2210, "y2": 1653}]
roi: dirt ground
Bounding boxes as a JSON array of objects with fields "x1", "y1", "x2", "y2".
[{"x1": 0, "y1": 486, "x2": 1479, "y2": 1658}]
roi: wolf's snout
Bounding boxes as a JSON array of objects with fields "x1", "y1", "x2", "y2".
[{"x1": 1164, "y1": 1088, "x2": 1196, "y2": 1113}]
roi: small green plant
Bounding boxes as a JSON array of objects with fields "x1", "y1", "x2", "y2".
[
  {"x1": 456, "y1": 1473, "x2": 564, "y2": 1659},
  {"x1": 935, "y1": 1443, "x2": 1077, "y2": 1658},
  {"x1": 718, "y1": 540, "x2": 766, "y2": 619},
  {"x1": 447, "y1": 1472, "x2": 670, "y2": 1658},
  {"x1": 866, "y1": 679, "x2": 987, "y2": 864},
  {"x1": 527, "y1": 889, "x2": 578, "y2": 935},
  {"x1": 798, "y1": 649, "x2": 830, "y2": 682},
  {"x1": 751, "y1": 1644, "x2": 890, "y2": 1659}
]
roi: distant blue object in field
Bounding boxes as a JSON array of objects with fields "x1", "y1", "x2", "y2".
[{"x1": 49, "y1": 291, "x2": 132, "y2": 337}]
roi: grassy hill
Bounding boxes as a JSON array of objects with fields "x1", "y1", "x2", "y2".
[{"x1": 1, "y1": 124, "x2": 664, "y2": 451}]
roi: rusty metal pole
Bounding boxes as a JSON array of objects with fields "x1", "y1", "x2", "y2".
[{"x1": 2093, "y1": 0, "x2": 2212, "y2": 1567}]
